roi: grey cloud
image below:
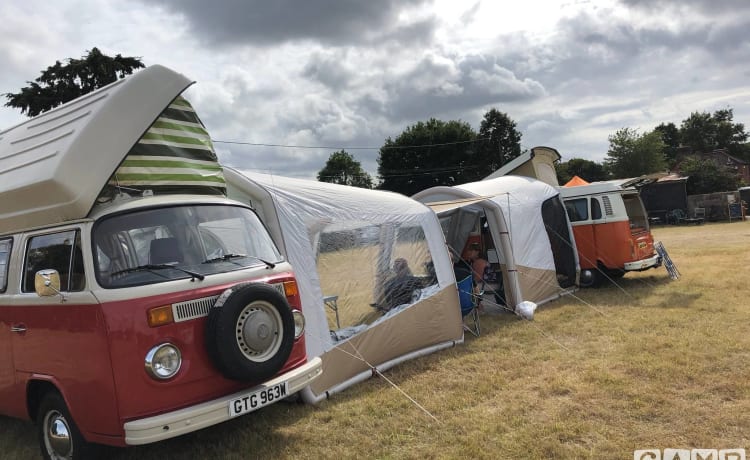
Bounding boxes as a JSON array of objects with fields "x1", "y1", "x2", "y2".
[
  {"x1": 620, "y1": 0, "x2": 750, "y2": 14},
  {"x1": 500, "y1": 7, "x2": 750, "y2": 106},
  {"x1": 220, "y1": 145, "x2": 334, "y2": 179},
  {"x1": 459, "y1": 2, "x2": 481, "y2": 25},
  {"x1": 383, "y1": 17, "x2": 437, "y2": 48},
  {"x1": 216, "y1": 134, "x2": 383, "y2": 180},
  {"x1": 144, "y1": 0, "x2": 436, "y2": 47},
  {"x1": 381, "y1": 54, "x2": 546, "y2": 122},
  {"x1": 302, "y1": 52, "x2": 355, "y2": 91}
]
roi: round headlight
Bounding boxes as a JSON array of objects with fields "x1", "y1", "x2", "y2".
[
  {"x1": 292, "y1": 309, "x2": 305, "y2": 339},
  {"x1": 145, "y1": 343, "x2": 182, "y2": 380}
]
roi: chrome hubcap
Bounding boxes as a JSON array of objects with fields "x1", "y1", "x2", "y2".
[
  {"x1": 243, "y1": 310, "x2": 274, "y2": 350},
  {"x1": 236, "y1": 301, "x2": 282, "y2": 362},
  {"x1": 44, "y1": 410, "x2": 72, "y2": 458},
  {"x1": 580, "y1": 269, "x2": 596, "y2": 286}
]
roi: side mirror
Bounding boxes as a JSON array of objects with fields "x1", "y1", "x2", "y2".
[{"x1": 35, "y1": 269, "x2": 63, "y2": 298}]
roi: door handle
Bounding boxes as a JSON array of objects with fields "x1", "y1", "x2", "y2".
[{"x1": 10, "y1": 325, "x2": 27, "y2": 333}]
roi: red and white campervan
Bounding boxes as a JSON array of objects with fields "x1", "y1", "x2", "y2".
[
  {"x1": 0, "y1": 65, "x2": 321, "y2": 459},
  {"x1": 559, "y1": 179, "x2": 662, "y2": 286}
]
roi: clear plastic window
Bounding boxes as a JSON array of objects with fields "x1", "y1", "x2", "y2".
[{"x1": 315, "y1": 222, "x2": 435, "y2": 340}]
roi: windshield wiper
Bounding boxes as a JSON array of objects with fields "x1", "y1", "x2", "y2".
[
  {"x1": 111, "y1": 263, "x2": 205, "y2": 281},
  {"x1": 202, "y1": 253, "x2": 246, "y2": 264},
  {"x1": 201, "y1": 253, "x2": 275, "y2": 269}
]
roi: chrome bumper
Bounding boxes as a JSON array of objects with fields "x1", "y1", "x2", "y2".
[
  {"x1": 624, "y1": 254, "x2": 662, "y2": 271},
  {"x1": 124, "y1": 357, "x2": 323, "y2": 445}
]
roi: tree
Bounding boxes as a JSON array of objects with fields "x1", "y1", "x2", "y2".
[
  {"x1": 654, "y1": 122, "x2": 681, "y2": 165},
  {"x1": 679, "y1": 109, "x2": 748, "y2": 155},
  {"x1": 317, "y1": 150, "x2": 373, "y2": 188},
  {"x1": 377, "y1": 118, "x2": 478, "y2": 196},
  {"x1": 4, "y1": 48, "x2": 144, "y2": 117},
  {"x1": 604, "y1": 127, "x2": 667, "y2": 178},
  {"x1": 555, "y1": 158, "x2": 609, "y2": 184},
  {"x1": 476, "y1": 108, "x2": 522, "y2": 178},
  {"x1": 679, "y1": 156, "x2": 741, "y2": 195},
  {"x1": 680, "y1": 111, "x2": 714, "y2": 153},
  {"x1": 713, "y1": 108, "x2": 748, "y2": 156}
]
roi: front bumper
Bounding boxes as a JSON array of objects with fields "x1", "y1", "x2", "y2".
[
  {"x1": 124, "y1": 357, "x2": 323, "y2": 445},
  {"x1": 623, "y1": 254, "x2": 662, "y2": 271}
]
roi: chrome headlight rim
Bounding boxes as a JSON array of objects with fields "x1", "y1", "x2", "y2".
[
  {"x1": 145, "y1": 343, "x2": 182, "y2": 380},
  {"x1": 292, "y1": 309, "x2": 305, "y2": 339}
]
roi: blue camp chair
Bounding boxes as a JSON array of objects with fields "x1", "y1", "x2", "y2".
[{"x1": 457, "y1": 275, "x2": 480, "y2": 336}]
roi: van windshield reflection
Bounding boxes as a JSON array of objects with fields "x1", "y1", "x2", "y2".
[{"x1": 93, "y1": 204, "x2": 281, "y2": 288}]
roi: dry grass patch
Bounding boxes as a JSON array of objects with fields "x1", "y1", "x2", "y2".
[{"x1": 2, "y1": 221, "x2": 749, "y2": 459}]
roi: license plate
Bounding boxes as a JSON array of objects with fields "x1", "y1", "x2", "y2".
[{"x1": 228, "y1": 382, "x2": 288, "y2": 417}]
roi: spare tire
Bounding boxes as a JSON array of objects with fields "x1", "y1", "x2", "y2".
[{"x1": 206, "y1": 283, "x2": 294, "y2": 382}]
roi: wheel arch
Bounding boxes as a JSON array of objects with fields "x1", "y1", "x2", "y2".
[{"x1": 27, "y1": 379, "x2": 62, "y2": 423}]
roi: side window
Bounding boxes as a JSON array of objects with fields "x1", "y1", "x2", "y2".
[
  {"x1": 23, "y1": 230, "x2": 85, "y2": 293},
  {"x1": 591, "y1": 198, "x2": 603, "y2": 220},
  {"x1": 0, "y1": 238, "x2": 12, "y2": 293},
  {"x1": 564, "y1": 198, "x2": 589, "y2": 222}
]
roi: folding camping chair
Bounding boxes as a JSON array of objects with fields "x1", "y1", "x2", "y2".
[{"x1": 457, "y1": 275, "x2": 481, "y2": 336}]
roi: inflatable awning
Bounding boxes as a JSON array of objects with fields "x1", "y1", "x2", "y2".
[{"x1": 424, "y1": 196, "x2": 493, "y2": 214}]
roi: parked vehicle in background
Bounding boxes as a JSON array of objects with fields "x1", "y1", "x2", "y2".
[
  {"x1": 483, "y1": 146, "x2": 663, "y2": 288},
  {"x1": 0, "y1": 65, "x2": 321, "y2": 459},
  {"x1": 559, "y1": 180, "x2": 661, "y2": 287}
]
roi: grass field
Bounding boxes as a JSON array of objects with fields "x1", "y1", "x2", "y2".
[{"x1": 2, "y1": 220, "x2": 749, "y2": 459}]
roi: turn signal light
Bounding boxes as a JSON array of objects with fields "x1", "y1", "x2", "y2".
[
  {"x1": 147, "y1": 305, "x2": 174, "y2": 327},
  {"x1": 283, "y1": 281, "x2": 299, "y2": 297}
]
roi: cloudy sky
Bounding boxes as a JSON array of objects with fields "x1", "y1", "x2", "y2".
[{"x1": 2, "y1": 0, "x2": 749, "y2": 180}]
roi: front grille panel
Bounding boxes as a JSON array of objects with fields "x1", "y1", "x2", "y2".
[
  {"x1": 173, "y1": 295, "x2": 219, "y2": 322},
  {"x1": 170, "y1": 282, "x2": 286, "y2": 322}
]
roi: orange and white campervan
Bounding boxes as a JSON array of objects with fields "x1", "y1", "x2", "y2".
[
  {"x1": 484, "y1": 147, "x2": 663, "y2": 287},
  {"x1": 558, "y1": 178, "x2": 661, "y2": 286}
]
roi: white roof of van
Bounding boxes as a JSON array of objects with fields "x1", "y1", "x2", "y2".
[
  {"x1": 558, "y1": 179, "x2": 638, "y2": 198},
  {"x1": 0, "y1": 65, "x2": 193, "y2": 234}
]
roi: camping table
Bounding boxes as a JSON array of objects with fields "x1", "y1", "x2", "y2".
[{"x1": 323, "y1": 295, "x2": 340, "y2": 329}]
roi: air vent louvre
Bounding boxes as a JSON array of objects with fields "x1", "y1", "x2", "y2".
[
  {"x1": 173, "y1": 295, "x2": 220, "y2": 322},
  {"x1": 602, "y1": 196, "x2": 614, "y2": 215}
]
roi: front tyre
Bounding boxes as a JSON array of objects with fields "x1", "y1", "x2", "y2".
[
  {"x1": 578, "y1": 268, "x2": 601, "y2": 288},
  {"x1": 37, "y1": 391, "x2": 96, "y2": 460}
]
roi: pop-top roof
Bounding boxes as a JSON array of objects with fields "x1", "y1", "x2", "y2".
[{"x1": 0, "y1": 65, "x2": 209, "y2": 234}]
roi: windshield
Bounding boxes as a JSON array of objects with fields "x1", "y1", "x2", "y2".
[{"x1": 93, "y1": 204, "x2": 282, "y2": 288}]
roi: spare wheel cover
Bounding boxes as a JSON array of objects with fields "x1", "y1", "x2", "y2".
[{"x1": 206, "y1": 283, "x2": 295, "y2": 382}]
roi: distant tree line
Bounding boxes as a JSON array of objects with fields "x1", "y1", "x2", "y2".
[
  {"x1": 318, "y1": 109, "x2": 523, "y2": 196},
  {"x1": 322, "y1": 107, "x2": 749, "y2": 196},
  {"x1": 557, "y1": 109, "x2": 749, "y2": 195}
]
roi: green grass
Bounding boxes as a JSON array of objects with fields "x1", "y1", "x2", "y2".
[{"x1": 2, "y1": 221, "x2": 750, "y2": 459}]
